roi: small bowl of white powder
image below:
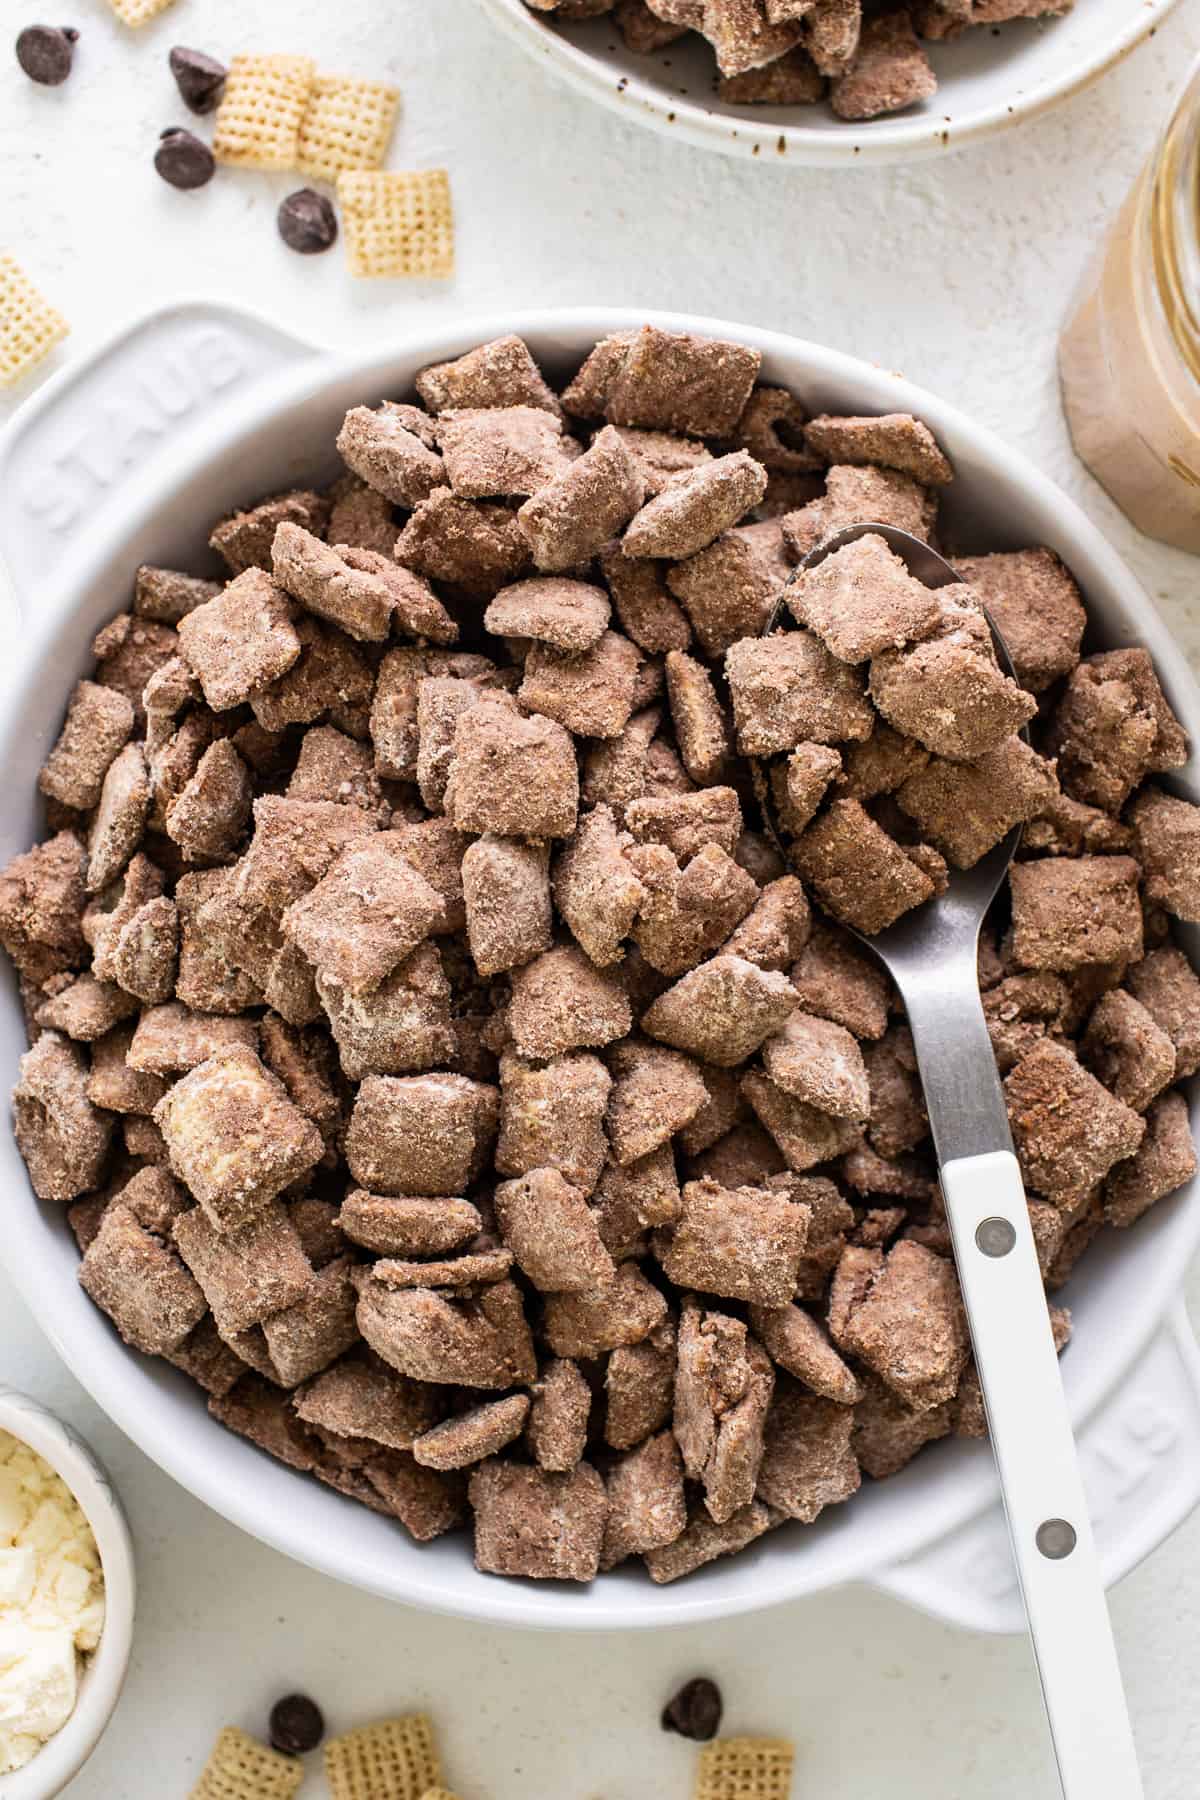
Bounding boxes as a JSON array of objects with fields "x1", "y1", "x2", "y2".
[{"x1": 0, "y1": 1388, "x2": 134, "y2": 1797}]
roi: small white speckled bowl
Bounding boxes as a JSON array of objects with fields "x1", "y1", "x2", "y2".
[
  {"x1": 0, "y1": 1389, "x2": 135, "y2": 1799},
  {"x1": 476, "y1": 0, "x2": 1182, "y2": 165}
]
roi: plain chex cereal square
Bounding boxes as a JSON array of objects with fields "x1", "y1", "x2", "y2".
[
  {"x1": 695, "y1": 1736, "x2": 796, "y2": 1800},
  {"x1": 212, "y1": 55, "x2": 317, "y2": 171},
  {"x1": 190, "y1": 1726, "x2": 302, "y2": 1800},
  {"x1": 297, "y1": 74, "x2": 401, "y2": 180},
  {"x1": 324, "y1": 1714, "x2": 441, "y2": 1800},
  {"x1": 338, "y1": 171, "x2": 455, "y2": 279},
  {"x1": 0, "y1": 255, "x2": 68, "y2": 389},
  {"x1": 107, "y1": 0, "x2": 176, "y2": 23}
]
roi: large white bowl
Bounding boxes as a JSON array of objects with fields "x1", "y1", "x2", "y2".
[
  {"x1": 476, "y1": 0, "x2": 1181, "y2": 165},
  {"x1": 1, "y1": 303, "x2": 1199, "y2": 1635}
]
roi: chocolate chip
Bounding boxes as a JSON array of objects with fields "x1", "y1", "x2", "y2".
[
  {"x1": 277, "y1": 189, "x2": 338, "y2": 255},
  {"x1": 268, "y1": 1693, "x2": 324, "y2": 1756},
  {"x1": 15, "y1": 25, "x2": 78, "y2": 86},
  {"x1": 168, "y1": 45, "x2": 226, "y2": 114},
  {"x1": 661, "y1": 1676, "x2": 723, "y2": 1741},
  {"x1": 154, "y1": 128, "x2": 215, "y2": 191}
]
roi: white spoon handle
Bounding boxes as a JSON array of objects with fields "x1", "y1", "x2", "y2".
[{"x1": 941, "y1": 1150, "x2": 1145, "y2": 1800}]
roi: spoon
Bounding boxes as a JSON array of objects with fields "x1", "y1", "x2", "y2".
[{"x1": 756, "y1": 521, "x2": 1144, "y2": 1800}]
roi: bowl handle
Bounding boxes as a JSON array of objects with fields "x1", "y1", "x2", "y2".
[
  {"x1": 865, "y1": 1299, "x2": 1200, "y2": 1634},
  {"x1": 0, "y1": 300, "x2": 322, "y2": 621}
]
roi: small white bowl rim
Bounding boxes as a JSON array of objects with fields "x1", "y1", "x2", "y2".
[
  {"x1": 0, "y1": 1389, "x2": 135, "y2": 1800},
  {"x1": 475, "y1": 0, "x2": 1183, "y2": 166}
]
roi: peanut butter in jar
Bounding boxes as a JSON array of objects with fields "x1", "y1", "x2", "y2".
[{"x1": 1060, "y1": 66, "x2": 1200, "y2": 553}]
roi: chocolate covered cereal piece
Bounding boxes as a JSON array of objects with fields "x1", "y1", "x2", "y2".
[
  {"x1": 629, "y1": 842, "x2": 757, "y2": 978},
  {"x1": 644, "y1": 954, "x2": 796, "y2": 1066},
  {"x1": 495, "y1": 1051, "x2": 612, "y2": 1194},
  {"x1": 395, "y1": 490, "x2": 530, "y2": 598},
  {"x1": 494, "y1": 1167, "x2": 615, "y2": 1291},
  {"x1": 564, "y1": 327, "x2": 760, "y2": 438},
  {"x1": 437, "y1": 405, "x2": 579, "y2": 499},
  {"x1": 543, "y1": 1262, "x2": 668, "y2": 1359},
  {"x1": 36, "y1": 972, "x2": 138, "y2": 1041},
  {"x1": 1127, "y1": 947, "x2": 1200, "y2": 1078},
  {"x1": 335, "y1": 403, "x2": 445, "y2": 508},
  {"x1": 345, "y1": 1073, "x2": 499, "y2": 1195},
  {"x1": 284, "y1": 836, "x2": 442, "y2": 995},
  {"x1": 869, "y1": 597, "x2": 1035, "y2": 760},
  {"x1": 624, "y1": 451, "x2": 766, "y2": 560},
  {"x1": 412, "y1": 1394, "x2": 530, "y2": 1470},
  {"x1": 852, "y1": 1375, "x2": 952, "y2": 1479},
  {"x1": 357, "y1": 1276, "x2": 535, "y2": 1388},
  {"x1": 726, "y1": 631, "x2": 873, "y2": 756},
  {"x1": 417, "y1": 334, "x2": 562, "y2": 419},
  {"x1": 793, "y1": 798, "x2": 934, "y2": 934},
  {"x1": 951, "y1": 548, "x2": 1086, "y2": 694},
  {"x1": 1130, "y1": 788, "x2": 1200, "y2": 922},
  {"x1": 527, "y1": 1357, "x2": 592, "y2": 1471},
  {"x1": 749, "y1": 1302, "x2": 860, "y2": 1403},
  {"x1": 791, "y1": 922, "x2": 890, "y2": 1039},
  {"x1": 1005, "y1": 1040, "x2": 1145, "y2": 1200},
  {"x1": 1009, "y1": 856, "x2": 1142, "y2": 971},
  {"x1": 782, "y1": 462, "x2": 935, "y2": 561},
  {"x1": 134, "y1": 566, "x2": 222, "y2": 626},
  {"x1": 897, "y1": 737, "x2": 1057, "y2": 869},
  {"x1": 601, "y1": 547, "x2": 693, "y2": 656},
  {"x1": 664, "y1": 650, "x2": 731, "y2": 786},
  {"x1": 553, "y1": 805, "x2": 645, "y2": 966},
  {"x1": 14, "y1": 1031, "x2": 112, "y2": 1200},
  {"x1": 507, "y1": 944, "x2": 632, "y2": 1059},
  {"x1": 177, "y1": 570, "x2": 301, "y2": 712},
  {"x1": 209, "y1": 491, "x2": 327, "y2": 574},
  {"x1": 445, "y1": 694, "x2": 579, "y2": 839},
  {"x1": 741, "y1": 1070, "x2": 861, "y2": 1171},
  {"x1": 294, "y1": 1349, "x2": 441, "y2": 1449},
  {"x1": 86, "y1": 1025, "x2": 168, "y2": 1115},
  {"x1": 592, "y1": 1144, "x2": 681, "y2": 1256},
  {"x1": 324, "y1": 475, "x2": 397, "y2": 557},
  {"x1": 173, "y1": 1201, "x2": 314, "y2": 1335},
  {"x1": 831, "y1": 1240, "x2": 968, "y2": 1410},
  {"x1": 831, "y1": 8, "x2": 936, "y2": 118},
  {"x1": 602, "y1": 1430, "x2": 687, "y2": 1567},
  {"x1": 1104, "y1": 1089, "x2": 1197, "y2": 1228},
  {"x1": 39, "y1": 681, "x2": 135, "y2": 812},
  {"x1": 762, "y1": 1010, "x2": 869, "y2": 1121},
  {"x1": 128, "y1": 1003, "x2": 257, "y2": 1076},
  {"x1": 461, "y1": 835, "x2": 552, "y2": 977},
  {"x1": 662, "y1": 1177, "x2": 810, "y2": 1307},
  {"x1": 787, "y1": 533, "x2": 942, "y2": 664},
  {"x1": 721, "y1": 875, "x2": 811, "y2": 970},
  {"x1": 92, "y1": 616, "x2": 179, "y2": 728},
  {"x1": 644, "y1": 1499, "x2": 770, "y2": 1583},
  {"x1": 1050, "y1": 653, "x2": 1186, "y2": 812},
  {"x1": 519, "y1": 630, "x2": 642, "y2": 740},
  {"x1": 804, "y1": 413, "x2": 952, "y2": 486},
  {"x1": 164, "y1": 739, "x2": 252, "y2": 863},
  {"x1": 484, "y1": 576, "x2": 610, "y2": 652},
  {"x1": 0, "y1": 832, "x2": 87, "y2": 984},
  {"x1": 605, "y1": 1322, "x2": 677, "y2": 1449},
  {"x1": 273, "y1": 522, "x2": 398, "y2": 643},
  {"x1": 626, "y1": 788, "x2": 742, "y2": 861},
  {"x1": 757, "y1": 1382, "x2": 861, "y2": 1520},
  {"x1": 155, "y1": 1044, "x2": 324, "y2": 1230},
  {"x1": 605, "y1": 1038, "x2": 707, "y2": 1163},
  {"x1": 1080, "y1": 989, "x2": 1176, "y2": 1113},
  {"x1": 667, "y1": 528, "x2": 783, "y2": 659},
  {"x1": 87, "y1": 744, "x2": 150, "y2": 892},
  {"x1": 79, "y1": 1203, "x2": 206, "y2": 1355},
  {"x1": 517, "y1": 427, "x2": 644, "y2": 573},
  {"x1": 470, "y1": 1459, "x2": 607, "y2": 1583}
]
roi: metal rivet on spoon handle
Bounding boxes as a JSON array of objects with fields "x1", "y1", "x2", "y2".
[{"x1": 756, "y1": 521, "x2": 1145, "y2": 1800}]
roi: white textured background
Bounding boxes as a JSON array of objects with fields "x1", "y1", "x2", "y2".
[{"x1": 3, "y1": 1, "x2": 1200, "y2": 1795}]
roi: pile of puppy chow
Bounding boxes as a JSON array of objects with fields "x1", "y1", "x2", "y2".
[
  {"x1": 526, "y1": 0, "x2": 1073, "y2": 123},
  {"x1": 3, "y1": 323, "x2": 1197, "y2": 1586}
]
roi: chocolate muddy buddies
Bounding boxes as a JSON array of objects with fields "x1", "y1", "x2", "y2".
[
  {"x1": 523, "y1": 0, "x2": 1074, "y2": 123},
  {"x1": 5, "y1": 324, "x2": 1198, "y2": 1587}
]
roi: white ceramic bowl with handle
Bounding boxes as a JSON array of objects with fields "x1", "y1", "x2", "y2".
[
  {"x1": 475, "y1": 0, "x2": 1181, "y2": 165},
  {"x1": 0, "y1": 1388, "x2": 135, "y2": 1798},
  {"x1": 0, "y1": 303, "x2": 1198, "y2": 1634}
]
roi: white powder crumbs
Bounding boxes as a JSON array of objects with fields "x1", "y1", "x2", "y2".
[{"x1": 0, "y1": 1428, "x2": 105, "y2": 1774}]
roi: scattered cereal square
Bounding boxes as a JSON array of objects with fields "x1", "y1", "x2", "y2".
[
  {"x1": 296, "y1": 74, "x2": 400, "y2": 181},
  {"x1": 212, "y1": 55, "x2": 317, "y2": 171},
  {"x1": 190, "y1": 1725, "x2": 303, "y2": 1800},
  {"x1": 0, "y1": 254, "x2": 68, "y2": 388},
  {"x1": 339, "y1": 170, "x2": 455, "y2": 280},
  {"x1": 323, "y1": 1715, "x2": 439, "y2": 1800}
]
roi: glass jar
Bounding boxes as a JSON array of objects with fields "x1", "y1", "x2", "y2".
[{"x1": 1060, "y1": 63, "x2": 1200, "y2": 553}]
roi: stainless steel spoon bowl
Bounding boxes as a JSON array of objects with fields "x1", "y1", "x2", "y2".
[{"x1": 756, "y1": 521, "x2": 1145, "y2": 1800}]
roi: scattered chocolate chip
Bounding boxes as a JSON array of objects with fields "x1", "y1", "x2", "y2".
[
  {"x1": 268, "y1": 1693, "x2": 325, "y2": 1756},
  {"x1": 661, "y1": 1676, "x2": 723, "y2": 1741},
  {"x1": 154, "y1": 127, "x2": 215, "y2": 191},
  {"x1": 168, "y1": 45, "x2": 227, "y2": 114},
  {"x1": 15, "y1": 25, "x2": 78, "y2": 86},
  {"x1": 277, "y1": 189, "x2": 339, "y2": 255}
]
